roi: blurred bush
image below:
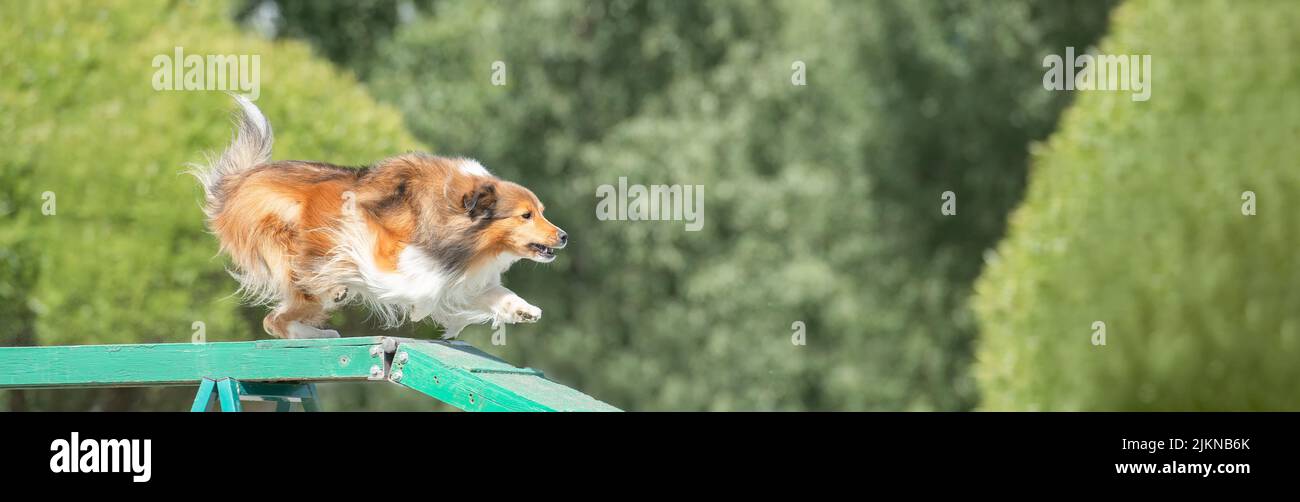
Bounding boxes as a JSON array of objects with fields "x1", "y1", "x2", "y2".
[
  {"x1": 0, "y1": 0, "x2": 423, "y2": 410},
  {"x1": 975, "y1": 0, "x2": 1300, "y2": 409}
]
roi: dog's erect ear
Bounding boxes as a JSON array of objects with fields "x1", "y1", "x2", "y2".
[{"x1": 462, "y1": 182, "x2": 498, "y2": 219}]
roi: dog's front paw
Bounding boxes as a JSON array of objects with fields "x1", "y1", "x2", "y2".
[
  {"x1": 493, "y1": 295, "x2": 541, "y2": 324},
  {"x1": 515, "y1": 305, "x2": 541, "y2": 323}
]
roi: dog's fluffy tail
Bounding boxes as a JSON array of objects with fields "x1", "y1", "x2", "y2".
[{"x1": 188, "y1": 94, "x2": 273, "y2": 220}]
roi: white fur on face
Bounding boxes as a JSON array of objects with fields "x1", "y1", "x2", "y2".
[{"x1": 528, "y1": 252, "x2": 556, "y2": 264}]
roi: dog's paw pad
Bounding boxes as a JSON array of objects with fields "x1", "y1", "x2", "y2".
[
  {"x1": 512, "y1": 302, "x2": 541, "y2": 323},
  {"x1": 494, "y1": 295, "x2": 541, "y2": 324}
]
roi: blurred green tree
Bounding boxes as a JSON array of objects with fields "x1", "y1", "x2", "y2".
[
  {"x1": 0, "y1": 0, "x2": 425, "y2": 410},
  {"x1": 347, "y1": 0, "x2": 1116, "y2": 410},
  {"x1": 234, "y1": 0, "x2": 437, "y2": 79},
  {"x1": 975, "y1": 0, "x2": 1300, "y2": 409},
  {"x1": 1, "y1": 0, "x2": 1125, "y2": 411},
  {"x1": 0, "y1": 133, "x2": 40, "y2": 411}
]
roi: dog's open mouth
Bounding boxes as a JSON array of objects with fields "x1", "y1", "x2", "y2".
[{"x1": 528, "y1": 243, "x2": 557, "y2": 262}]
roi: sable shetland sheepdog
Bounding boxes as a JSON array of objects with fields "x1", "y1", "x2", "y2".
[{"x1": 189, "y1": 96, "x2": 567, "y2": 339}]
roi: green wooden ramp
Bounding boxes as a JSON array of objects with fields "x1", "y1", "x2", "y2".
[{"x1": 0, "y1": 336, "x2": 619, "y2": 412}]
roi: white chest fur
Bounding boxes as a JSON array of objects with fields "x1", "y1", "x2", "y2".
[{"x1": 358, "y1": 246, "x2": 518, "y2": 329}]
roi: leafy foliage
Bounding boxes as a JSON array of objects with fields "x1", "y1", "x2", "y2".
[
  {"x1": 975, "y1": 0, "x2": 1300, "y2": 410},
  {"x1": 358, "y1": 0, "x2": 1116, "y2": 410},
  {"x1": 234, "y1": 0, "x2": 437, "y2": 79},
  {"x1": 0, "y1": 0, "x2": 422, "y2": 410},
  {"x1": 1, "y1": 0, "x2": 1130, "y2": 411}
]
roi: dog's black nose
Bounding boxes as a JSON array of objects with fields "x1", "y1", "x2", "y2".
[{"x1": 557, "y1": 231, "x2": 568, "y2": 246}]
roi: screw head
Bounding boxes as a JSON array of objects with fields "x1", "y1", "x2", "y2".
[
  {"x1": 370, "y1": 346, "x2": 382, "y2": 357},
  {"x1": 369, "y1": 365, "x2": 383, "y2": 379},
  {"x1": 391, "y1": 369, "x2": 404, "y2": 382},
  {"x1": 396, "y1": 352, "x2": 409, "y2": 365}
]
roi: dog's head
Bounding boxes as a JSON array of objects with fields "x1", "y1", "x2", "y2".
[{"x1": 462, "y1": 180, "x2": 567, "y2": 263}]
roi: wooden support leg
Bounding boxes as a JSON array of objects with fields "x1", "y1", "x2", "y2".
[
  {"x1": 216, "y1": 378, "x2": 243, "y2": 412},
  {"x1": 191, "y1": 378, "x2": 217, "y2": 412}
]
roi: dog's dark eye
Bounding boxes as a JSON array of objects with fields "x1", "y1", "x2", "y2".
[{"x1": 522, "y1": 212, "x2": 532, "y2": 220}]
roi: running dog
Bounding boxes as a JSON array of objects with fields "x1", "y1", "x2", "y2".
[{"x1": 189, "y1": 96, "x2": 566, "y2": 339}]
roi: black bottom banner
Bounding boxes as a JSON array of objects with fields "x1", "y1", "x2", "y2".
[{"x1": 0, "y1": 412, "x2": 1291, "y2": 491}]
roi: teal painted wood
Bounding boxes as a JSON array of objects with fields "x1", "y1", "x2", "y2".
[
  {"x1": 191, "y1": 378, "x2": 216, "y2": 412},
  {"x1": 216, "y1": 378, "x2": 242, "y2": 412},
  {"x1": 390, "y1": 341, "x2": 620, "y2": 412},
  {"x1": 1, "y1": 336, "x2": 619, "y2": 412},
  {"x1": 0, "y1": 337, "x2": 386, "y2": 388}
]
